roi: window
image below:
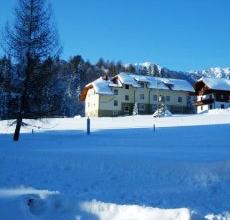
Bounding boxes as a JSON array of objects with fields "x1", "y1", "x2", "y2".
[
  {"x1": 178, "y1": 97, "x2": 182, "y2": 103},
  {"x1": 209, "y1": 94, "x2": 212, "y2": 99},
  {"x1": 114, "y1": 100, "x2": 118, "y2": 106},
  {"x1": 153, "y1": 95, "x2": 157, "y2": 102},
  {"x1": 166, "y1": 96, "x2": 170, "y2": 102},
  {"x1": 140, "y1": 82, "x2": 144, "y2": 88},
  {"x1": 140, "y1": 94, "x2": 144, "y2": 100},
  {"x1": 221, "y1": 104, "x2": 225, "y2": 109},
  {"x1": 201, "y1": 106, "x2": 203, "y2": 111},
  {"x1": 125, "y1": 95, "x2": 129, "y2": 101},
  {"x1": 114, "y1": 89, "x2": 118, "y2": 95},
  {"x1": 221, "y1": 94, "x2": 224, "y2": 100},
  {"x1": 125, "y1": 84, "x2": 129, "y2": 90},
  {"x1": 209, "y1": 104, "x2": 213, "y2": 110}
]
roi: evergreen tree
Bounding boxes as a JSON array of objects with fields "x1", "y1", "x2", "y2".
[
  {"x1": 125, "y1": 64, "x2": 136, "y2": 73},
  {"x1": 1, "y1": 0, "x2": 60, "y2": 141},
  {"x1": 132, "y1": 102, "x2": 138, "y2": 115}
]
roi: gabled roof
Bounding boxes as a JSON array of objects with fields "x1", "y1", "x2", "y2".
[
  {"x1": 92, "y1": 77, "x2": 114, "y2": 95},
  {"x1": 80, "y1": 77, "x2": 113, "y2": 101},
  {"x1": 80, "y1": 73, "x2": 194, "y2": 101},
  {"x1": 120, "y1": 73, "x2": 194, "y2": 92},
  {"x1": 198, "y1": 77, "x2": 230, "y2": 91}
]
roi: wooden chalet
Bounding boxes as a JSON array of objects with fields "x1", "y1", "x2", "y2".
[{"x1": 194, "y1": 77, "x2": 230, "y2": 113}]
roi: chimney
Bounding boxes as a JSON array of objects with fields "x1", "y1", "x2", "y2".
[{"x1": 103, "y1": 74, "x2": 109, "y2": 81}]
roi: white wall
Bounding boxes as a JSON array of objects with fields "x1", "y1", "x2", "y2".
[
  {"x1": 197, "y1": 101, "x2": 230, "y2": 113},
  {"x1": 197, "y1": 105, "x2": 210, "y2": 113},
  {"x1": 85, "y1": 88, "x2": 99, "y2": 117}
]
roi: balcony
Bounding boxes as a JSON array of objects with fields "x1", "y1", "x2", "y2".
[{"x1": 195, "y1": 98, "x2": 214, "y2": 106}]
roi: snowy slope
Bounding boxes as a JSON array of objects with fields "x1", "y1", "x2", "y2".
[{"x1": 1, "y1": 113, "x2": 230, "y2": 220}]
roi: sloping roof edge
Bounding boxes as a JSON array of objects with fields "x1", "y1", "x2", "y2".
[{"x1": 79, "y1": 84, "x2": 93, "y2": 101}]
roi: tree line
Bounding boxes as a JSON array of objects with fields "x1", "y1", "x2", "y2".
[{"x1": 0, "y1": 54, "x2": 138, "y2": 119}]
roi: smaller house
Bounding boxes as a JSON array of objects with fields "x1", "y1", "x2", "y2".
[{"x1": 194, "y1": 77, "x2": 230, "y2": 113}]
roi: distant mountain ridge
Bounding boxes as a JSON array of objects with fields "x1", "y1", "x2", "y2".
[
  {"x1": 189, "y1": 67, "x2": 230, "y2": 79},
  {"x1": 131, "y1": 62, "x2": 230, "y2": 84}
]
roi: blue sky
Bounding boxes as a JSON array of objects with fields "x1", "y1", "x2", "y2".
[{"x1": 1, "y1": 0, "x2": 230, "y2": 71}]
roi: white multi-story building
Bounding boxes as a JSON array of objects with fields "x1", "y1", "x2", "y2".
[{"x1": 80, "y1": 73, "x2": 195, "y2": 117}]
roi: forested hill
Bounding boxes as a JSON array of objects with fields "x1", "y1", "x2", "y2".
[{"x1": 0, "y1": 55, "x2": 229, "y2": 119}]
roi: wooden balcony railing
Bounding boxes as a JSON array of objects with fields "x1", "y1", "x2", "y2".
[{"x1": 195, "y1": 98, "x2": 214, "y2": 106}]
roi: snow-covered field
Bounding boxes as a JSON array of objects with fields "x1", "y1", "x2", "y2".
[{"x1": 1, "y1": 111, "x2": 230, "y2": 220}]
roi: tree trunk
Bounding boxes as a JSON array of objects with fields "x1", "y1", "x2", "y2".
[
  {"x1": 13, "y1": 115, "x2": 22, "y2": 141},
  {"x1": 12, "y1": 53, "x2": 31, "y2": 141}
]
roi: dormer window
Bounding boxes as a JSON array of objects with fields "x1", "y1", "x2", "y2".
[
  {"x1": 140, "y1": 82, "x2": 144, "y2": 88},
  {"x1": 112, "y1": 78, "x2": 119, "y2": 84},
  {"x1": 125, "y1": 84, "x2": 129, "y2": 90}
]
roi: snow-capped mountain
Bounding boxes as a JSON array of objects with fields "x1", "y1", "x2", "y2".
[
  {"x1": 132, "y1": 62, "x2": 230, "y2": 84},
  {"x1": 134, "y1": 62, "x2": 162, "y2": 74},
  {"x1": 190, "y1": 67, "x2": 230, "y2": 79}
]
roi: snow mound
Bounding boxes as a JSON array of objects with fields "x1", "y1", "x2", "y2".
[
  {"x1": 74, "y1": 115, "x2": 82, "y2": 120},
  {"x1": 205, "y1": 212, "x2": 230, "y2": 220},
  {"x1": 81, "y1": 200, "x2": 191, "y2": 220},
  {"x1": 199, "y1": 108, "x2": 230, "y2": 115},
  {"x1": 153, "y1": 109, "x2": 172, "y2": 117}
]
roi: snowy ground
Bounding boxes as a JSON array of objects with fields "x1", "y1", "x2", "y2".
[{"x1": 1, "y1": 111, "x2": 230, "y2": 220}]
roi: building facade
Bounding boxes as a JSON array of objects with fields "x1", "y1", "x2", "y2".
[
  {"x1": 80, "y1": 73, "x2": 195, "y2": 117},
  {"x1": 194, "y1": 77, "x2": 230, "y2": 113}
]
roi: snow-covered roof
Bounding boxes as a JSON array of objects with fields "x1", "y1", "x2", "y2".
[
  {"x1": 117, "y1": 72, "x2": 140, "y2": 88},
  {"x1": 80, "y1": 73, "x2": 194, "y2": 101},
  {"x1": 119, "y1": 73, "x2": 194, "y2": 92},
  {"x1": 133, "y1": 75, "x2": 169, "y2": 90},
  {"x1": 169, "y1": 78, "x2": 194, "y2": 92},
  {"x1": 198, "y1": 77, "x2": 230, "y2": 91},
  {"x1": 91, "y1": 77, "x2": 114, "y2": 95}
]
